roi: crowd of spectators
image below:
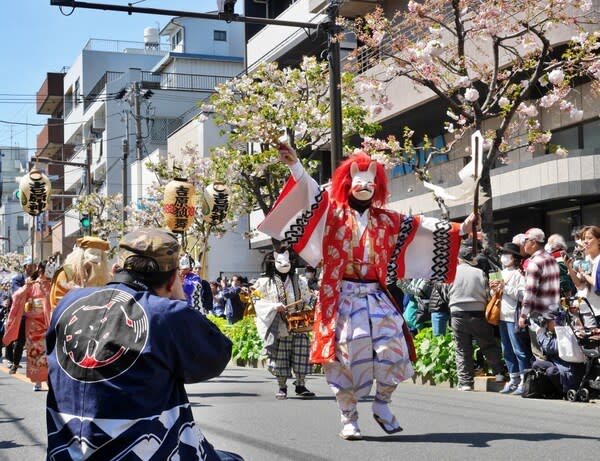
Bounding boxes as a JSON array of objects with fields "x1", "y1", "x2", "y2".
[{"x1": 398, "y1": 225, "x2": 600, "y2": 399}]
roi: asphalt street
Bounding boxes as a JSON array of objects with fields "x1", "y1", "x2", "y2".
[{"x1": 1, "y1": 363, "x2": 599, "y2": 461}]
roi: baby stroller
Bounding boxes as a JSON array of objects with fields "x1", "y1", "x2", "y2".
[{"x1": 563, "y1": 297, "x2": 600, "y2": 402}]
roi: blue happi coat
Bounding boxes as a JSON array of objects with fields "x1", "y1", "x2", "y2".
[{"x1": 46, "y1": 275, "x2": 232, "y2": 460}]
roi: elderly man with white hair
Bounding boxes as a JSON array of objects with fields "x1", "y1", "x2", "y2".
[{"x1": 546, "y1": 233, "x2": 575, "y2": 298}]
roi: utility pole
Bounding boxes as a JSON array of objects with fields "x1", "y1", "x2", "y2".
[
  {"x1": 327, "y1": 0, "x2": 343, "y2": 171},
  {"x1": 122, "y1": 112, "x2": 129, "y2": 224},
  {"x1": 133, "y1": 81, "x2": 144, "y2": 203},
  {"x1": 85, "y1": 142, "x2": 93, "y2": 195}
]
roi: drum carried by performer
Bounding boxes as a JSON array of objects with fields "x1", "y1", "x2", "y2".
[{"x1": 252, "y1": 247, "x2": 316, "y2": 400}]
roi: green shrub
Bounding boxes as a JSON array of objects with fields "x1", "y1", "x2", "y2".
[
  {"x1": 207, "y1": 315, "x2": 229, "y2": 332},
  {"x1": 413, "y1": 327, "x2": 457, "y2": 385},
  {"x1": 207, "y1": 315, "x2": 265, "y2": 363}
]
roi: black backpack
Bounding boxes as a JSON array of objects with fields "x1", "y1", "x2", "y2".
[{"x1": 521, "y1": 368, "x2": 562, "y2": 399}]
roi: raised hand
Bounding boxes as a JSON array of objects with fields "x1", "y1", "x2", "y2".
[{"x1": 278, "y1": 143, "x2": 298, "y2": 166}]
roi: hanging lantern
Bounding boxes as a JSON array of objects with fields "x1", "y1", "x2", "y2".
[
  {"x1": 19, "y1": 169, "x2": 51, "y2": 216},
  {"x1": 163, "y1": 178, "x2": 196, "y2": 233},
  {"x1": 201, "y1": 182, "x2": 229, "y2": 225}
]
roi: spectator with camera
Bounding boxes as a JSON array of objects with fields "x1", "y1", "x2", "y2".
[
  {"x1": 565, "y1": 226, "x2": 600, "y2": 313},
  {"x1": 222, "y1": 274, "x2": 248, "y2": 324},
  {"x1": 530, "y1": 306, "x2": 585, "y2": 397}
]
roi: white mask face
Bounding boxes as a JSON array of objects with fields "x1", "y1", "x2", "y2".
[
  {"x1": 274, "y1": 250, "x2": 291, "y2": 274},
  {"x1": 544, "y1": 244, "x2": 553, "y2": 253},
  {"x1": 500, "y1": 254, "x2": 513, "y2": 268},
  {"x1": 350, "y1": 162, "x2": 377, "y2": 201}
]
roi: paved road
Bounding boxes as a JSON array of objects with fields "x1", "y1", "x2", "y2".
[{"x1": 1, "y1": 363, "x2": 599, "y2": 461}]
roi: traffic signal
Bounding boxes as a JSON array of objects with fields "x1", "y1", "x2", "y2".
[{"x1": 80, "y1": 212, "x2": 91, "y2": 229}]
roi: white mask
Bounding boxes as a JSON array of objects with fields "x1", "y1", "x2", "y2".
[
  {"x1": 350, "y1": 161, "x2": 377, "y2": 201},
  {"x1": 500, "y1": 254, "x2": 513, "y2": 268},
  {"x1": 544, "y1": 244, "x2": 553, "y2": 253},
  {"x1": 274, "y1": 250, "x2": 291, "y2": 274}
]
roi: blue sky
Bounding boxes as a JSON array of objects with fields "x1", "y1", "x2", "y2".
[{"x1": 0, "y1": 0, "x2": 237, "y2": 152}]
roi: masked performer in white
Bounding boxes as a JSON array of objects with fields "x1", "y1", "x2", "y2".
[
  {"x1": 253, "y1": 248, "x2": 316, "y2": 400},
  {"x1": 259, "y1": 144, "x2": 475, "y2": 440}
]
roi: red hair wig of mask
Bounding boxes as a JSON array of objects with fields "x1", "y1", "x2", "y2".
[{"x1": 330, "y1": 151, "x2": 389, "y2": 207}]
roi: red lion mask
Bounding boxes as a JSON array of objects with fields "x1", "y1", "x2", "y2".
[{"x1": 330, "y1": 151, "x2": 389, "y2": 208}]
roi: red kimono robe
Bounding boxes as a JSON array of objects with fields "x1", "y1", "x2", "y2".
[
  {"x1": 259, "y1": 162, "x2": 462, "y2": 364},
  {"x1": 3, "y1": 279, "x2": 52, "y2": 382}
]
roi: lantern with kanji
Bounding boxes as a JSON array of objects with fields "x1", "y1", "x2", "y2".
[
  {"x1": 201, "y1": 182, "x2": 229, "y2": 225},
  {"x1": 163, "y1": 178, "x2": 196, "y2": 233},
  {"x1": 19, "y1": 169, "x2": 51, "y2": 216}
]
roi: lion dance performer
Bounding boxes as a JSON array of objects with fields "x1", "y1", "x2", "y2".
[
  {"x1": 253, "y1": 248, "x2": 316, "y2": 400},
  {"x1": 49, "y1": 236, "x2": 111, "y2": 309},
  {"x1": 259, "y1": 145, "x2": 474, "y2": 440}
]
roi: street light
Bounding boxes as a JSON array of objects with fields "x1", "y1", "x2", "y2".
[
  {"x1": 216, "y1": 0, "x2": 236, "y2": 16},
  {"x1": 48, "y1": 0, "x2": 344, "y2": 169}
]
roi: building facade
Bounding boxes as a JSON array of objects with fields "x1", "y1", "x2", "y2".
[
  {"x1": 245, "y1": 0, "x2": 600, "y2": 248},
  {"x1": 34, "y1": 16, "x2": 247, "y2": 264}
]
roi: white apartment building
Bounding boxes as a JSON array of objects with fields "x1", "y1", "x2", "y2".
[{"x1": 36, "y1": 16, "x2": 248, "y2": 260}]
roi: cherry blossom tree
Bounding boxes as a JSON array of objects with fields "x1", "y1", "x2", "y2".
[
  {"x1": 351, "y1": 0, "x2": 600, "y2": 249},
  {"x1": 71, "y1": 193, "x2": 126, "y2": 242},
  {"x1": 202, "y1": 56, "x2": 382, "y2": 219},
  {"x1": 0, "y1": 252, "x2": 28, "y2": 272}
]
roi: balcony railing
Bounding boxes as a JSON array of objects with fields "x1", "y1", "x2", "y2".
[
  {"x1": 83, "y1": 38, "x2": 169, "y2": 54},
  {"x1": 83, "y1": 71, "x2": 125, "y2": 111},
  {"x1": 83, "y1": 71, "x2": 230, "y2": 111}
]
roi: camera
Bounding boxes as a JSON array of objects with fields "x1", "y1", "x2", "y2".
[{"x1": 573, "y1": 259, "x2": 591, "y2": 274}]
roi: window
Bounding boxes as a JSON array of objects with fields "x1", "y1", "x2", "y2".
[
  {"x1": 74, "y1": 78, "x2": 80, "y2": 107},
  {"x1": 582, "y1": 119, "x2": 600, "y2": 150},
  {"x1": 551, "y1": 125, "x2": 579, "y2": 151},
  {"x1": 214, "y1": 30, "x2": 227, "y2": 41},
  {"x1": 17, "y1": 215, "x2": 27, "y2": 230},
  {"x1": 392, "y1": 134, "x2": 448, "y2": 177},
  {"x1": 171, "y1": 29, "x2": 183, "y2": 50},
  {"x1": 549, "y1": 118, "x2": 600, "y2": 152}
]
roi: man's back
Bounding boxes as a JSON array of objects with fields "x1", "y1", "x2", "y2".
[
  {"x1": 46, "y1": 280, "x2": 232, "y2": 460},
  {"x1": 447, "y1": 263, "x2": 488, "y2": 311},
  {"x1": 523, "y1": 250, "x2": 560, "y2": 314}
]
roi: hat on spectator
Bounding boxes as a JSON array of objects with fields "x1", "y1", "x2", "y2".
[
  {"x1": 118, "y1": 229, "x2": 180, "y2": 272},
  {"x1": 512, "y1": 233, "x2": 526, "y2": 246},
  {"x1": 525, "y1": 228, "x2": 545, "y2": 243},
  {"x1": 458, "y1": 244, "x2": 477, "y2": 265},
  {"x1": 22, "y1": 256, "x2": 33, "y2": 266},
  {"x1": 499, "y1": 242, "x2": 522, "y2": 258}
]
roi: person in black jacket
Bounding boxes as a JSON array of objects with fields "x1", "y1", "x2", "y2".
[
  {"x1": 429, "y1": 281, "x2": 450, "y2": 336},
  {"x1": 222, "y1": 275, "x2": 247, "y2": 324},
  {"x1": 46, "y1": 229, "x2": 244, "y2": 461}
]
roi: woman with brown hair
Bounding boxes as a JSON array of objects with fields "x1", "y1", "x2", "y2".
[{"x1": 566, "y1": 226, "x2": 600, "y2": 313}]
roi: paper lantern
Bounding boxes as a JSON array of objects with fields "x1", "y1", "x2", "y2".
[
  {"x1": 163, "y1": 178, "x2": 196, "y2": 233},
  {"x1": 19, "y1": 169, "x2": 51, "y2": 216},
  {"x1": 201, "y1": 182, "x2": 229, "y2": 225}
]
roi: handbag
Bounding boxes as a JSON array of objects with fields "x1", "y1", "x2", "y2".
[
  {"x1": 485, "y1": 288, "x2": 502, "y2": 326},
  {"x1": 554, "y1": 325, "x2": 586, "y2": 363}
]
